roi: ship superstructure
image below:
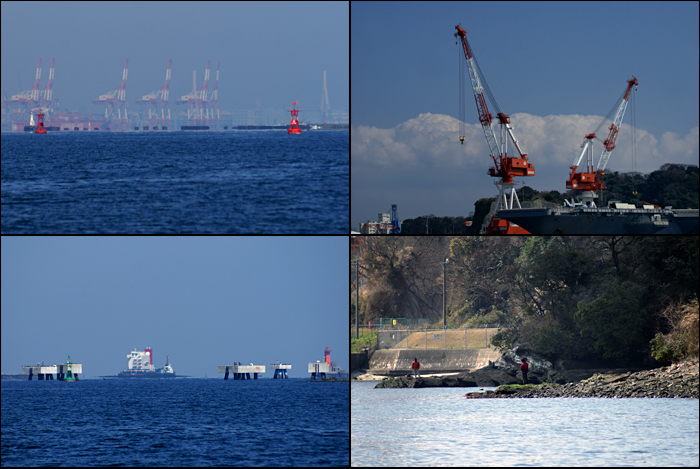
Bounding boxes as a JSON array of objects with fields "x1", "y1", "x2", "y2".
[{"x1": 118, "y1": 347, "x2": 176, "y2": 378}]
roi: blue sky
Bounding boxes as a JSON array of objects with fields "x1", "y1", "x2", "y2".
[
  {"x1": 1, "y1": 1, "x2": 348, "y2": 120},
  {"x1": 351, "y1": 1, "x2": 699, "y2": 229},
  {"x1": 1, "y1": 237, "x2": 348, "y2": 378}
]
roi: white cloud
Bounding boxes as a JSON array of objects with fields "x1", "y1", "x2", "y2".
[
  {"x1": 352, "y1": 113, "x2": 699, "y2": 228},
  {"x1": 353, "y1": 112, "x2": 698, "y2": 173}
]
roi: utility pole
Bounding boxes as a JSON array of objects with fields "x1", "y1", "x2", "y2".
[
  {"x1": 353, "y1": 260, "x2": 360, "y2": 339},
  {"x1": 441, "y1": 258, "x2": 449, "y2": 329}
]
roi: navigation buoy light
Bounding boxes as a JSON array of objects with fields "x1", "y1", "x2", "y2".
[
  {"x1": 64, "y1": 355, "x2": 76, "y2": 382},
  {"x1": 35, "y1": 107, "x2": 47, "y2": 134},
  {"x1": 288, "y1": 101, "x2": 302, "y2": 134}
]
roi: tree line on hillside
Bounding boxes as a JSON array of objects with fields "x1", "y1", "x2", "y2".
[
  {"x1": 351, "y1": 236, "x2": 699, "y2": 366},
  {"x1": 399, "y1": 164, "x2": 699, "y2": 234}
]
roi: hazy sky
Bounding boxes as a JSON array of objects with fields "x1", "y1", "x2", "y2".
[
  {"x1": 351, "y1": 1, "x2": 699, "y2": 229},
  {"x1": 1, "y1": 237, "x2": 348, "y2": 378},
  {"x1": 1, "y1": 1, "x2": 348, "y2": 118}
]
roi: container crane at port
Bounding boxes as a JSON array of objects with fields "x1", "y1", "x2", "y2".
[
  {"x1": 175, "y1": 60, "x2": 210, "y2": 127},
  {"x1": 39, "y1": 58, "x2": 55, "y2": 115},
  {"x1": 92, "y1": 59, "x2": 129, "y2": 131},
  {"x1": 565, "y1": 77, "x2": 638, "y2": 207},
  {"x1": 135, "y1": 59, "x2": 171, "y2": 130},
  {"x1": 10, "y1": 58, "x2": 42, "y2": 114},
  {"x1": 206, "y1": 61, "x2": 221, "y2": 131},
  {"x1": 454, "y1": 25, "x2": 534, "y2": 234}
]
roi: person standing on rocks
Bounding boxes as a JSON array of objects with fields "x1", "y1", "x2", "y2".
[
  {"x1": 520, "y1": 358, "x2": 529, "y2": 385},
  {"x1": 411, "y1": 358, "x2": 421, "y2": 378}
]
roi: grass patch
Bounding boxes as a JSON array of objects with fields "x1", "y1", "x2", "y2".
[
  {"x1": 351, "y1": 329, "x2": 378, "y2": 353},
  {"x1": 496, "y1": 384, "x2": 540, "y2": 391}
]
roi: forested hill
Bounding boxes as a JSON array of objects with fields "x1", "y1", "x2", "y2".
[
  {"x1": 400, "y1": 164, "x2": 699, "y2": 234},
  {"x1": 351, "y1": 237, "x2": 699, "y2": 366}
]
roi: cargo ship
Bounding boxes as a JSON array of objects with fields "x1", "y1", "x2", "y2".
[
  {"x1": 496, "y1": 201, "x2": 699, "y2": 235},
  {"x1": 118, "y1": 347, "x2": 176, "y2": 378}
]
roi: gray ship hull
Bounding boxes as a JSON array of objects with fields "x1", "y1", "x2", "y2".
[{"x1": 498, "y1": 207, "x2": 699, "y2": 235}]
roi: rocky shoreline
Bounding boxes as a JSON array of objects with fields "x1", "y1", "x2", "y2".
[
  {"x1": 485, "y1": 360, "x2": 698, "y2": 398},
  {"x1": 373, "y1": 354, "x2": 699, "y2": 398}
]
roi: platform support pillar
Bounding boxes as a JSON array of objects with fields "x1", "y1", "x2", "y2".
[{"x1": 224, "y1": 366, "x2": 229, "y2": 380}]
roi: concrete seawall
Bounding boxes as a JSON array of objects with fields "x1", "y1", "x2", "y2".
[
  {"x1": 351, "y1": 351, "x2": 369, "y2": 371},
  {"x1": 369, "y1": 349, "x2": 503, "y2": 376}
]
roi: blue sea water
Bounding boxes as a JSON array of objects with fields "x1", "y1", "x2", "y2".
[
  {"x1": 1, "y1": 131, "x2": 348, "y2": 233},
  {"x1": 1, "y1": 379, "x2": 349, "y2": 466},
  {"x1": 352, "y1": 381, "x2": 699, "y2": 467}
]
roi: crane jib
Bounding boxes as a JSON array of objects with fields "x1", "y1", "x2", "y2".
[
  {"x1": 566, "y1": 77, "x2": 638, "y2": 193},
  {"x1": 456, "y1": 24, "x2": 532, "y2": 177}
]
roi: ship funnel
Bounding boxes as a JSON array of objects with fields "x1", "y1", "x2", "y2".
[{"x1": 145, "y1": 347, "x2": 153, "y2": 365}]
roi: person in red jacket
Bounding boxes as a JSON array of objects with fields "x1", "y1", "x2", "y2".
[
  {"x1": 411, "y1": 358, "x2": 420, "y2": 378},
  {"x1": 520, "y1": 357, "x2": 529, "y2": 384}
]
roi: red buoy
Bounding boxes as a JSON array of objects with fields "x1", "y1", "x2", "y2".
[
  {"x1": 35, "y1": 107, "x2": 47, "y2": 134},
  {"x1": 288, "y1": 101, "x2": 301, "y2": 134}
]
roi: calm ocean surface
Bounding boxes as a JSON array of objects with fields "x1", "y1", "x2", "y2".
[
  {"x1": 351, "y1": 382, "x2": 699, "y2": 467},
  {"x1": 1, "y1": 131, "x2": 348, "y2": 234},
  {"x1": 2, "y1": 379, "x2": 349, "y2": 466}
]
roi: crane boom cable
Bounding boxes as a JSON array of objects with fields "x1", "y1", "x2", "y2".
[
  {"x1": 464, "y1": 35, "x2": 501, "y2": 116},
  {"x1": 458, "y1": 40, "x2": 465, "y2": 140},
  {"x1": 592, "y1": 87, "x2": 628, "y2": 137},
  {"x1": 632, "y1": 86, "x2": 636, "y2": 172}
]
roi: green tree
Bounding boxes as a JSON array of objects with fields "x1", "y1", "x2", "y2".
[{"x1": 575, "y1": 281, "x2": 651, "y2": 362}]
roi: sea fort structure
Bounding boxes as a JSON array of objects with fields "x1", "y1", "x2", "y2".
[
  {"x1": 218, "y1": 363, "x2": 266, "y2": 380},
  {"x1": 308, "y1": 346, "x2": 348, "y2": 380},
  {"x1": 22, "y1": 357, "x2": 82, "y2": 381},
  {"x1": 271, "y1": 363, "x2": 291, "y2": 379}
]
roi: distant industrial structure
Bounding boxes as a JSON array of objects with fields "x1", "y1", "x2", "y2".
[
  {"x1": 135, "y1": 59, "x2": 172, "y2": 130},
  {"x1": 1, "y1": 60, "x2": 348, "y2": 132},
  {"x1": 308, "y1": 346, "x2": 348, "y2": 380},
  {"x1": 217, "y1": 363, "x2": 266, "y2": 380},
  {"x1": 18, "y1": 357, "x2": 82, "y2": 381},
  {"x1": 359, "y1": 205, "x2": 401, "y2": 234}
]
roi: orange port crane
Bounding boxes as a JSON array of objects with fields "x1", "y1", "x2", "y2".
[
  {"x1": 566, "y1": 77, "x2": 638, "y2": 207},
  {"x1": 454, "y1": 24, "x2": 534, "y2": 234}
]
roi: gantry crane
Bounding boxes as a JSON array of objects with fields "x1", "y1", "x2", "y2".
[
  {"x1": 565, "y1": 77, "x2": 638, "y2": 207},
  {"x1": 135, "y1": 59, "x2": 172, "y2": 131},
  {"x1": 454, "y1": 25, "x2": 534, "y2": 234},
  {"x1": 92, "y1": 59, "x2": 129, "y2": 132}
]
